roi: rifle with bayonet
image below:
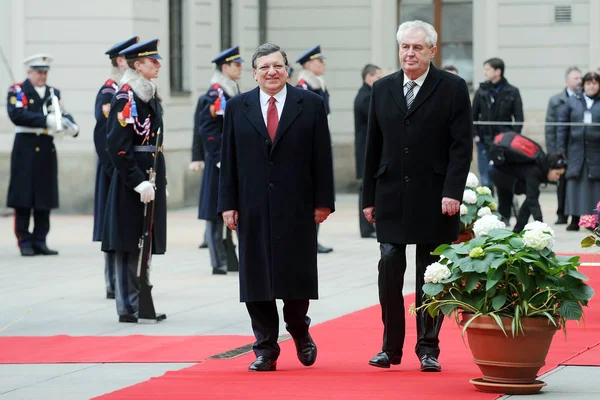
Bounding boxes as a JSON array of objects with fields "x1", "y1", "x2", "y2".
[{"x1": 137, "y1": 127, "x2": 166, "y2": 323}]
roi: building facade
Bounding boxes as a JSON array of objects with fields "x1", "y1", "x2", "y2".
[{"x1": 1, "y1": 0, "x2": 599, "y2": 212}]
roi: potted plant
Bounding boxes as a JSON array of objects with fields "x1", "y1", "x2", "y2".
[
  {"x1": 457, "y1": 172, "x2": 500, "y2": 243},
  {"x1": 420, "y1": 220, "x2": 595, "y2": 394},
  {"x1": 580, "y1": 201, "x2": 600, "y2": 248}
]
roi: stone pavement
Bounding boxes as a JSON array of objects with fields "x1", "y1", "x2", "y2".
[{"x1": 0, "y1": 192, "x2": 597, "y2": 399}]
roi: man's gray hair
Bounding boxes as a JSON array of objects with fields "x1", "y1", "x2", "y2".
[
  {"x1": 565, "y1": 65, "x2": 581, "y2": 77},
  {"x1": 251, "y1": 43, "x2": 289, "y2": 69},
  {"x1": 396, "y1": 20, "x2": 437, "y2": 47}
]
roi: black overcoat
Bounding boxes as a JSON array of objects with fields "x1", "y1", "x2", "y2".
[
  {"x1": 6, "y1": 79, "x2": 76, "y2": 210},
  {"x1": 217, "y1": 84, "x2": 335, "y2": 302},
  {"x1": 93, "y1": 78, "x2": 118, "y2": 241},
  {"x1": 362, "y1": 65, "x2": 473, "y2": 244},
  {"x1": 101, "y1": 82, "x2": 167, "y2": 254},
  {"x1": 353, "y1": 83, "x2": 371, "y2": 179}
]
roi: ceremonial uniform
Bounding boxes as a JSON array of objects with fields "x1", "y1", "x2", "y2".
[
  {"x1": 296, "y1": 45, "x2": 333, "y2": 254},
  {"x1": 195, "y1": 46, "x2": 242, "y2": 274},
  {"x1": 6, "y1": 54, "x2": 79, "y2": 256},
  {"x1": 101, "y1": 39, "x2": 166, "y2": 322},
  {"x1": 93, "y1": 36, "x2": 139, "y2": 299}
]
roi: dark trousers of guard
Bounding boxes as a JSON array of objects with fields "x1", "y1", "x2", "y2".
[
  {"x1": 556, "y1": 174, "x2": 567, "y2": 218},
  {"x1": 14, "y1": 208, "x2": 50, "y2": 248},
  {"x1": 206, "y1": 219, "x2": 228, "y2": 274},
  {"x1": 105, "y1": 252, "x2": 116, "y2": 297},
  {"x1": 359, "y1": 182, "x2": 376, "y2": 237},
  {"x1": 114, "y1": 251, "x2": 140, "y2": 316},
  {"x1": 246, "y1": 300, "x2": 310, "y2": 360},
  {"x1": 378, "y1": 243, "x2": 443, "y2": 359}
]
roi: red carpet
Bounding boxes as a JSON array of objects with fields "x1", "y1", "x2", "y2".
[
  {"x1": 0, "y1": 335, "x2": 253, "y2": 364},
  {"x1": 561, "y1": 342, "x2": 600, "y2": 366},
  {"x1": 95, "y1": 267, "x2": 600, "y2": 400}
]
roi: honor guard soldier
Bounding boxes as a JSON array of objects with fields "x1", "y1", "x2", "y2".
[
  {"x1": 296, "y1": 45, "x2": 333, "y2": 254},
  {"x1": 193, "y1": 46, "x2": 243, "y2": 275},
  {"x1": 6, "y1": 54, "x2": 79, "y2": 256},
  {"x1": 102, "y1": 39, "x2": 167, "y2": 323},
  {"x1": 93, "y1": 36, "x2": 139, "y2": 300}
]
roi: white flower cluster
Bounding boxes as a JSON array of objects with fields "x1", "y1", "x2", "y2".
[
  {"x1": 460, "y1": 204, "x2": 468, "y2": 215},
  {"x1": 477, "y1": 206, "x2": 492, "y2": 217},
  {"x1": 473, "y1": 214, "x2": 506, "y2": 237},
  {"x1": 462, "y1": 189, "x2": 478, "y2": 204},
  {"x1": 476, "y1": 186, "x2": 492, "y2": 195},
  {"x1": 522, "y1": 221, "x2": 555, "y2": 250},
  {"x1": 466, "y1": 172, "x2": 479, "y2": 188},
  {"x1": 424, "y1": 262, "x2": 452, "y2": 284}
]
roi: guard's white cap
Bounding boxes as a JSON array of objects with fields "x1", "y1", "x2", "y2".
[{"x1": 23, "y1": 54, "x2": 53, "y2": 71}]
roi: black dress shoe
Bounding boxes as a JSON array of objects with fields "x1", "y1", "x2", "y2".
[
  {"x1": 317, "y1": 243, "x2": 333, "y2": 253},
  {"x1": 361, "y1": 231, "x2": 377, "y2": 239},
  {"x1": 420, "y1": 354, "x2": 442, "y2": 372},
  {"x1": 293, "y1": 333, "x2": 317, "y2": 366},
  {"x1": 118, "y1": 314, "x2": 138, "y2": 323},
  {"x1": 212, "y1": 267, "x2": 227, "y2": 275},
  {"x1": 20, "y1": 247, "x2": 36, "y2": 257},
  {"x1": 368, "y1": 351, "x2": 401, "y2": 368},
  {"x1": 32, "y1": 244, "x2": 59, "y2": 255},
  {"x1": 248, "y1": 356, "x2": 277, "y2": 372},
  {"x1": 199, "y1": 241, "x2": 208, "y2": 249},
  {"x1": 555, "y1": 215, "x2": 568, "y2": 225},
  {"x1": 106, "y1": 292, "x2": 115, "y2": 300}
]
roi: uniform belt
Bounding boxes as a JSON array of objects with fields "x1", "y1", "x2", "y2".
[
  {"x1": 132, "y1": 145, "x2": 162, "y2": 152},
  {"x1": 15, "y1": 127, "x2": 49, "y2": 135}
]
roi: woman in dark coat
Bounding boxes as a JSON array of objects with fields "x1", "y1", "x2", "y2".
[
  {"x1": 557, "y1": 72, "x2": 600, "y2": 231},
  {"x1": 101, "y1": 39, "x2": 167, "y2": 323}
]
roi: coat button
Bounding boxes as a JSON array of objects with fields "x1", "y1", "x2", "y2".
[
  {"x1": 404, "y1": 176, "x2": 409, "y2": 182},
  {"x1": 269, "y1": 161, "x2": 274, "y2": 167},
  {"x1": 265, "y1": 139, "x2": 270, "y2": 145},
  {"x1": 404, "y1": 148, "x2": 409, "y2": 153},
  {"x1": 405, "y1": 119, "x2": 410, "y2": 125},
  {"x1": 35, "y1": 147, "x2": 40, "y2": 152},
  {"x1": 269, "y1": 183, "x2": 275, "y2": 189}
]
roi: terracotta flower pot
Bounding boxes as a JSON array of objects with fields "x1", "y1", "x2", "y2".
[
  {"x1": 453, "y1": 229, "x2": 475, "y2": 244},
  {"x1": 461, "y1": 313, "x2": 558, "y2": 392}
]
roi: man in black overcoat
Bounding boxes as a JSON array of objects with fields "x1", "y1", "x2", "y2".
[
  {"x1": 354, "y1": 63, "x2": 382, "y2": 238},
  {"x1": 218, "y1": 43, "x2": 335, "y2": 372},
  {"x1": 362, "y1": 21, "x2": 473, "y2": 372}
]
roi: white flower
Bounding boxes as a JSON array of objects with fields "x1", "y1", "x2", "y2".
[
  {"x1": 424, "y1": 262, "x2": 452, "y2": 284},
  {"x1": 460, "y1": 204, "x2": 468, "y2": 215},
  {"x1": 466, "y1": 172, "x2": 479, "y2": 188},
  {"x1": 477, "y1": 206, "x2": 492, "y2": 217},
  {"x1": 522, "y1": 221, "x2": 555, "y2": 250},
  {"x1": 473, "y1": 214, "x2": 506, "y2": 237},
  {"x1": 476, "y1": 186, "x2": 492, "y2": 196},
  {"x1": 462, "y1": 189, "x2": 478, "y2": 204}
]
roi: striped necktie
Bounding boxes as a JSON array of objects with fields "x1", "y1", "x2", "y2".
[{"x1": 405, "y1": 80, "x2": 417, "y2": 109}]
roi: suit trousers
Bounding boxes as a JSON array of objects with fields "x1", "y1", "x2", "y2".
[
  {"x1": 557, "y1": 174, "x2": 566, "y2": 217},
  {"x1": 378, "y1": 243, "x2": 443, "y2": 359},
  {"x1": 13, "y1": 208, "x2": 50, "y2": 248},
  {"x1": 104, "y1": 252, "x2": 116, "y2": 296},
  {"x1": 359, "y1": 182, "x2": 376, "y2": 237},
  {"x1": 246, "y1": 299, "x2": 310, "y2": 360},
  {"x1": 114, "y1": 251, "x2": 140, "y2": 316},
  {"x1": 206, "y1": 219, "x2": 227, "y2": 272}
]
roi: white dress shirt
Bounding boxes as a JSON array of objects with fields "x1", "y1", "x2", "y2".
[
  {"x1": 584, "y1": 94, "x2": 594, "y2": 110},
  {"x1": 259, "y1": 85, "x2": 287, "y2": 126},
  {"x1": 403, "y1": 67, "x2": 430, "y2": 99}
]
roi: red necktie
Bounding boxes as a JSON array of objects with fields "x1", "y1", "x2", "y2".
[{"x1": 267, "y1": 96, "x2": 278, "y2": 142}]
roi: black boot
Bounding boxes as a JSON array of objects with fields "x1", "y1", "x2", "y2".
[{"x1": 32, "y1": 243, "x2": 59, "y2": 255}]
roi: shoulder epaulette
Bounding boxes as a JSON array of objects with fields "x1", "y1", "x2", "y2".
[
  {"x1": 210, "y1": 83, "x2": 222, "y2": 90},
  {"x1": 297, "y1": 79, "x2": 308, "y2": 90},
  {"x1": 8, "y1": 82, "x2": 23, "y2": 94}
]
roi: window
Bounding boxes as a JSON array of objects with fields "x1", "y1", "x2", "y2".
[
  {"x1": 398, "y1": 0, "x2": 473, "y2": 84},
  {"x1": 169, "y1": 0, "x2": 189, "y2": 93},
  {"x1": 221, "y1": 0, "x2": 232, "y2": 50}
]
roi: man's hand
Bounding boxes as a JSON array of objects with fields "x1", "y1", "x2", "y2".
[
  {"x1": 363, "y1": 206, "x2": 375, "y2": 223},
  {"x1": 442, "y1": 197, "x2": 460, "y2": 216},
  {"x1": 188, "y1": 161, "x2": 205, "y2": 172},
  {"x1": 474, "y1": 135, "x2": 480, "y2": 143},
  {"x1": 314, "y1": 207, "x2": 331, "y2": 223},
  {"x1": 223, "y1": 210, "x2": 239, "y2": 231}
]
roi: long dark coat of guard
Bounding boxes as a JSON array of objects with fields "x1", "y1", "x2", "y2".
[
  {"x1": 101, "y1": 82, "x2": 167, "y2": 255},
  {"x1": 6, "y1": 79, "x2": 76, "y2": 210},
  {"x1": 92, "y1": 78, "x2": 118, "y2": 241},
  {"x1": 218, "y1": 84, "x2": 335, "y2": 302},
  {"x1": 362, "y1": 64, "x2": 473, "y2": 244}
]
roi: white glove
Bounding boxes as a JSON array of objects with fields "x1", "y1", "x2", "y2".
[
  {"x1": 134, "y1": 181, "x2": 155, "y2": 204},
  {"x1": 61, "y1": 117, "x2": 79, "y2": 137},
  {"x1": 46, "y1": 114, "x2": 60, "y2": 131}
]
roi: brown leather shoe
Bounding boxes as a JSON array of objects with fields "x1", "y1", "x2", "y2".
[
  {"x1": 368, "y1": 351, "x2": 401, "y2": 368},
  {"x1": 248, "y1": 356, "x2": 277, "y2": 372}
]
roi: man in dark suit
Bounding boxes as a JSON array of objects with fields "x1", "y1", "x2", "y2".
[
  {"x1": 218, "y1": 43, "x2": 335, "y2": 372},
  {"x1": 544, "y1": 66, "x2": 581, "y2": 225},
  {"x1": 362, "y1": 20, "x2": 473, "y2": 372},
  {"x1": 354, "y1": 64, "x2": 382, "y2": 239}
]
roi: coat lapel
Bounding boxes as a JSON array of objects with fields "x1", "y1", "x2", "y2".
[
  {"x1": 388, "y1": 71, "x2": 407, "y2": 115},
  {"x1": 272, "y1": 84, "x2": 302, "y2": 149},
  {"x1": 406, "y1": 64, "x2": 442, "y2": 117},
  {"x1": 243, "y1": 87, "x2": 270, "y2": 141}
]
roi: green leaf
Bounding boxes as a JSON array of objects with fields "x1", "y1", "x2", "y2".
[
  {"x1": 492, "y1": 292, "x2": 507, "y2": 311},
  {"x1": 467, "y1": 237, "x2": 488, "y2": 249},
  {"x1": 423, "y1": 283, "x2": 445, "y2": 297},
  {"x1": 487, "y1": 229, "x2": 514, "y2": 240},
  {"x1": 581, "y1": 236, "x2": 596, "y2": 248},
  {"x1": 514, "y1": 266, "x2": 531, "y2": 289},
  {"x1": 465, "y1": 274, "x2": 481, "y2": 292},
  {"x1": 485, "y1": 244, "x2": 511, "y2": 254},
  {"x1": 570, "y1": 283, "x2": 596, "y2": 301},
  {"x1": 486, "y1": 267, "x2": 504, "y2": 291},
  {"x1": 459, "y1": 259, "x2": 476, "y2": 272},
  {"x1": 567, "y1": 269, "x2": 589, "y2": 281},
  {"x1": 472, "y1": 259, "x2": 490, "y2": 273},
  {"x1": 439, "y1": 303, "x2": 456, "y2": 316},
  {"x1": 490, "y1": 256, "x2": 508, "y2": 270},
  {"x1": 432, "y1": 244, "x2": 451, "y2": 255},
  {"x1": 509, "y1": 237, "x2": 524, "y2": 249},
  {"x1": 560, "y1": 300, "x2": 583, "y2": 320}
]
